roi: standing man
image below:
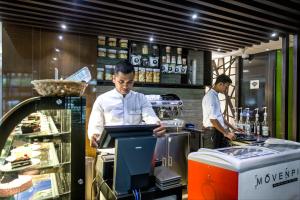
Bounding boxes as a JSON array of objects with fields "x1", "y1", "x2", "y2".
[
  {"x1": 202, "y1": 74, "x2": 240, "y2": 148},
  {"x1": 88, "y1": 61, "x2": 165, "y2": 148}
]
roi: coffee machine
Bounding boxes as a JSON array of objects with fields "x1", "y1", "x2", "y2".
[
  {"x1": 146, "y1": 94, "x2": 189, "y2": 185},
  {"x1": 145, "y1": 94, "x2": 184, "y2": 129}
]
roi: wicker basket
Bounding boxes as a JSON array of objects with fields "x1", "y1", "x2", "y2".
[{"x1": 31, "y1": 79, "x2": 88, "y2": 96}]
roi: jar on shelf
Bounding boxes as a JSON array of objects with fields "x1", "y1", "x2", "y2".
[
  {"x1": 97, "y1": 68, "x2": 104, "y2": 80},
  {"x1": 166, "y1": 46, "x2": 171, "y2": 54},
  {"x1": 142, "y1": 44, "x2": 149, "y2": 55},
  {"x1": 98, "y1": 48, "x2": 106, "y2": 57},
  {"x1": 152, "y1": 45, "x2": 158, "y2": 56},
  {"x1": 177, "y1": 55, "x2": 182, "y2": 65},
  {"x1": 98, "y1": 36, "x2": 106, "y2": 46},
  {"x1": 171, "y1": 56, "x2": 176, "y2": 64},
  {"x1": 162, "y1": 56, "x2": 167, "y2": 64},
  {"x1": 134, "y1": 67, "x2": 139, "y2": 82},
  {"x1": 108, "y1": 38, "x2": 117, "y2": 47},
  {"x1": 119, "y1": 39, "x2": 128, "y2": 48},
  {"x1": 107, "y1": 49, "x2": 117, "y2": 58},
  {"x1": 153, "y1": 68, "x2": 160, "y2": 83},
  {"x1": 182, "y1": 58, "x2": 187, "y2": 65},
  {"x1": 177, "y1": 48, "x2": 182, "y2": 55},
  {"x1": 105, "y1": 65, "x2": 115, "y2": 80},
  {"x1": 118, "y1": 50, "x2": 128, "y2": 59},
  {"x1": 166, "y1": 54, "x2": 171, "y2": 63},
  {"x1": 181, "y1": 65, "x2": 188, "y2": 74},
  {"x1": 138, "y1": 67, "x2": 146, "y2": 82},
  {"x1": 146, "y1": 68, "x2": 153, "y2": 83}
]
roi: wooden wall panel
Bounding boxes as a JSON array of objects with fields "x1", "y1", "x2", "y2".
[{"x1": 2, "y1": 23, "x2": 97, "y2": 157}]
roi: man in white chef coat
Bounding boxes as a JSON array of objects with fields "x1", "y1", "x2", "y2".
[
  {"x1": 88, "y1": 61, "x2": 166, "y2": 148},
  {"x1": 202, "y1": 74, "x2": 242, "y2": 148}
]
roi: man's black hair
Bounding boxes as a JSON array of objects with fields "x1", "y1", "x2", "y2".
[
  {"x1": 114, "y1": 60, "x2": 134, "y2": 75},
  {"x1": 215, "y1": 74, "x2": 232, "y2": 85}
]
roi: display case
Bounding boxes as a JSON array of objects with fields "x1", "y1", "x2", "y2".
[{"x1": 0, "y1": 96, "x2": 85, "y2": 199}]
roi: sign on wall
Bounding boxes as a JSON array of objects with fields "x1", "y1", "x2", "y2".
[{"x1": 250, "y1": 80, "x2": 259, "y2": 89}]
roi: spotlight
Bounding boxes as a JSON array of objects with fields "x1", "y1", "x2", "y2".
[
  {"x1": 55, "y1": 48, "x2": 60, "y2": 52},
  {"x1": 192, "y1": 14, "x2": 198, "y2": 20},
  {"x1": 58, "y1": 35, "x2": 63, "y2": 40},
  {"x1": 149, "y1": 37, "x2": 154, "y2": 42},
  {"x1": 61, "y1": 24, "x2": 67, "y2": 30},
  {"x1": 271, "y1": 32, "x2": 277, "y2": 37}
]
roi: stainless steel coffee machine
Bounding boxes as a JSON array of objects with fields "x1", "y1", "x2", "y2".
[
  {"x1": 146, "y1": 94, "x2": 184, "y2": 129},
  {"x1": 146, "y1": 94, "x2": 189, "y2": 185}
]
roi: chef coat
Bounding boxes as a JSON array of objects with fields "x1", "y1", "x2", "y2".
[
  {"x1": 88, "y1": 89, "x2": 159, "y2": 139},
  {"x1": 202, "y1": 89, "x2": 227, "y2": 129}
]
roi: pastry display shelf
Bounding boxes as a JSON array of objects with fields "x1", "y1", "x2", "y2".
[{"x1": 0, "y1": 142, "x2": 60, "y2": 173}]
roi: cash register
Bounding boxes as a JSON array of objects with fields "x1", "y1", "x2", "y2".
[{"x1": 97, "y1": 124, "x2": 158, "y2": 196}]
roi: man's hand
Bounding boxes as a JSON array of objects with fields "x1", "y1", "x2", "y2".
[
  {"x1": 225, "y1": 132, "x2": 236, "y2": 140},
  {"x1": 153, "y1": 122, "x2": 166, "y2": 137},
  {"x1": 90, "y1": 134, "x2": 100, "y2": 148}
]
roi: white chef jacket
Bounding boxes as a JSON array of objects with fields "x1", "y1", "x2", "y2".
[
  {"x1": 202, "y1": 89, "x2": 227, "y2": 129},
  {"x1": 88, "y1": 89, "x2": 159, "y2": 139}
]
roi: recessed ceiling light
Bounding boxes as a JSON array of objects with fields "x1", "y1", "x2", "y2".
[
  {"x1": 243, "y1": 69, "x2": 249, "y2": 73},
  {"x1": 192, "y1": 14, "x2": 198, "y2": 20},
  {"x1": 55, "y1": 48, "x2": 60, "y2": 52},
  {"x1": 266, "y1": 48, "x2": 270, "y2": 51},
  {"x1": 58, "y1": 35, "x2": 63, "y2": 40},
  {"x1": 149, "y1": 37, "x2": 154, "y2": 42},
  {"x1": 271, "y1": 32, "x2": 277, "y2": 37},
  {"x1": 53, "y1": 57, "x2": 57, "y2": 61},
  {"x1": 217, "y1": 48, "x2": 221, "y2": 52},
  {"x1": 61, "y1": 24, "x2": 67, "y2": 30}
]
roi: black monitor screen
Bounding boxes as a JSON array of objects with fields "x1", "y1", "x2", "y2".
[{"x1": 98, "y1": 124, "x2": 159, "y2": 148}]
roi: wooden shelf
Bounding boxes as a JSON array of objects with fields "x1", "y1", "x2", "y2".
[{"x1": 97, "y1": 80, "x2": 204, "y2": 89}]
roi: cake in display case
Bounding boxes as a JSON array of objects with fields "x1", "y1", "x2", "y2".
[{"x1": 0, "y1": 97, "x2": 85, "y2": 199}]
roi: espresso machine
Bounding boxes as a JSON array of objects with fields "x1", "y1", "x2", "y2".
[
  {"x1": 146, "y1": 94, "x2": 189, "y2": 185},
  {"x1": 145, "y1": 94, "x2": 184, "y2": 129}
]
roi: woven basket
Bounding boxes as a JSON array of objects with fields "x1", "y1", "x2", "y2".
[{"x1": 31, "y1": 79, "x2": 88, "y2": 96}]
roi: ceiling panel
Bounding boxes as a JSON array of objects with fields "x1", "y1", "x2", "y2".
[{"x1": 0, "y1": 0, "x2": 299, "y2": 52}]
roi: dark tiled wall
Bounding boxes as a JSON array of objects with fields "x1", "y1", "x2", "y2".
[{"x1": 94, "y1": 86, "x2": 205, "y2": 128}]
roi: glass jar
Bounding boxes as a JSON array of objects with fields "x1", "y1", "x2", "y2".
[
  {"x1": 107, "y1": 49, "x2": 117, "y2": 58},
  {"x1": 166, "y1": 46, "x2": 171, "y2": 53},
  {"x1": 142, "y1": 44, "x2": 149, "y2": 55},
  {"x1": 145, "y1": 68, "x2": 153, "y2": 83},
  {"x1": 118, "y1": 50, "x2": 128, "y2": 59},
  {"x1": 182, "y1": 58, "x2": 187, "y2": 65},
  {"x1": 171, "y1": 56, "x2": 176, "y2": 64},
  {"x1": 153, "y1": 69, "x2": 160, "y2": 83},
  {"x1": 177, "y1": 55, "x2": 182, "y2": 65},
  {"x1": 177, "y1": 48, "x2": 182, "y2": 55},
  {"x1": 138, "y1": 67, "x2": 146, "y2": 82},
  {"x1": 134, "y1": 67, "x2": 139, "y2": 82},
  {"x1": 108, "y1": 38, "x2": 117, "y2": 47},
  {"x1": 166, "y1": 54, "x2": 171, "y2": 64},
  {"x1": 98, "y1": 36, "x2": 106, "y2": 46},
  {"x1": 98, "y1": 48, "x2": 106, "y2": 57},
  {"x1": 105, "y1": 65, "x2": 114, "y2": 80},
  {"x1": 119, "y1": 39, "x2": 128, "y2": 48},
  {"x1": 162, "y1": 56, "x2": 167, "y2": 64},
  {"x1": 97, "y1": 68, "x2": 104, "y2": 80},
  {"x1": 152, "y1": 45, "x2": 158, "y2": 56}
]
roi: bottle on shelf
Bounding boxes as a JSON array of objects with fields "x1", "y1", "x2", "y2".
[
  {"x1": 253, "y1": 108, "x2": 261, "y2": 136},
  {"x1": 244, "y1": 108, "x2": 251, "y2": 136},
  {"x1": 262, "y1": 107, "x2": 269, "y2": 137},
  {"x1": 237, "y1": 107, "x2": 244, "y2": 130}
]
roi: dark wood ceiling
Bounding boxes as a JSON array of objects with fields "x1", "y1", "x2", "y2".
[{"x1": 0, "y1": 0, "x2": 299, "y2": 52}]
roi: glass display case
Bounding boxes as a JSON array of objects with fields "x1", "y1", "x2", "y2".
[{"x1": 0, "y1": 96, "x2": 85, "y2": 199}]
